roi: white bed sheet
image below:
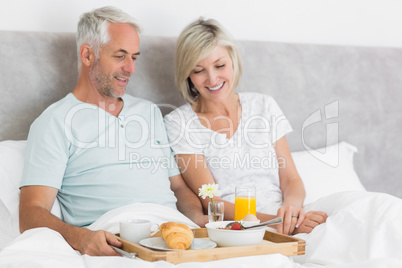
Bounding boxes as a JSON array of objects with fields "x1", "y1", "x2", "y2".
[{"x1": 1, "y1": 193, "x2": 402, "y2": 268}]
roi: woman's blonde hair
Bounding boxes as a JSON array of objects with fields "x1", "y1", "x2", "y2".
[{"x1": 175, "y1": 18, "x2": 242, "y2": 103}]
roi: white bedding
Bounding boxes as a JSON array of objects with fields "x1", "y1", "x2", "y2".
[{"x1": 1, "y1": 192, "x2": 402, "y2": 268}]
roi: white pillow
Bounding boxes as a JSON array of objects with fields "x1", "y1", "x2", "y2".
[
  {"x1": 0, "y1": 140, "x2": 27, "y2": 219},
  {"x1": 0, "y1": 140, "x2": 61, "y2": 249},
  {"x1": 0, "y1": 140, "x2": 27, "y2": 249},
  {"x1": 291, "y1": 141, "x2": 366, "y2": 206},
  {"x1": 0, "y1": 199, "x2": 20, "y2": 249}
]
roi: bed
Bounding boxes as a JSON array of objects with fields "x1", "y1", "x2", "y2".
[{"x1": 1, "y1": 31, "x2": 402, "y2": 267}]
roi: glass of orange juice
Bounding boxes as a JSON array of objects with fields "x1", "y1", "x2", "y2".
[{"x1": 234, "y1": 186, "x2": 256, "y2": 221}]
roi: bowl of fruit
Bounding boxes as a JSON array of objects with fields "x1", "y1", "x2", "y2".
[{"x1": 205, "y1": 220, "x2": 267, "y2": 247}]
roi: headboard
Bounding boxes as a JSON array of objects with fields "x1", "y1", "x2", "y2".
[{"x1": 1, "y1": 31, "x2": 401, "y2": 198}]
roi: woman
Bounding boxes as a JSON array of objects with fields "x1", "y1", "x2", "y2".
[{"x1": 164, "y1": 18, "x2": 327, "y2": 235}]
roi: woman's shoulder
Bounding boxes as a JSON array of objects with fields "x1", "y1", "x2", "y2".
[
  {"x1": 164, "y1": 103, "x2": 193, "y2": 121},
  {"x1": 239, "y1": 92, "x2": 280, "y2": 116},
  {"x1": 239, "y1": 92, "x2": 276, "y2": 103}
]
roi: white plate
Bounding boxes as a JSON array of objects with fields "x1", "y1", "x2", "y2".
[{"x1": 139, "y1": 237, "x2": 217, "y2": 251}]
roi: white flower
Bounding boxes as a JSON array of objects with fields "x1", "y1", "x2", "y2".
[{"x1": 198, "y1": 183, "x2": 222, "y2": 199}]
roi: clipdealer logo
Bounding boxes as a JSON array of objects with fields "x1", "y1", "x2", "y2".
[{"x1": 302, "y1": 100, "x2": 339, "y2": 167}]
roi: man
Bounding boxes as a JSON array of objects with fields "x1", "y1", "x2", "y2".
[{"x1": 19, "y1": 6, "x2": 207, "y2": 256}]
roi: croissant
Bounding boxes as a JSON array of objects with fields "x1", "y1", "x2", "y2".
[{"x1": 159, "y1": 222, "x2": 194, "y2": 250}]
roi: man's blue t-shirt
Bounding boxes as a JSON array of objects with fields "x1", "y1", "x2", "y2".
[{"x1": 20, "y1": 93, "x2": 179, "y2": 227}]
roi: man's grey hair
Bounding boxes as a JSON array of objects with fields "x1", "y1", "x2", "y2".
[{"x1": 76, "y1": 6, "x2": 141, "y2": 71}]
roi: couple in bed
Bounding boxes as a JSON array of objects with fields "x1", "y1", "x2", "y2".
[{"x1": 19, "y1": 5, "x2": 361, "y2": 257}]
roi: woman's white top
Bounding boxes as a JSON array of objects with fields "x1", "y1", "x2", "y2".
[{"x1": 164, "y1": 92, "x2": 293, "y2": 211}]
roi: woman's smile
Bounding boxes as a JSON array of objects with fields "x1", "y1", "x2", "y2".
[{"x1": 207, "y1": 81, "x2": 225, "y2": 92}]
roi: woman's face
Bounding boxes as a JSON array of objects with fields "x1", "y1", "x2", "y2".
[{"x1": 189, "y1": 46, "x2": 234, "y2": 103}]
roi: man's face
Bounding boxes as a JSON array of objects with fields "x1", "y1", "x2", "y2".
[{"x1": 89, "y1": 23, "x2": 140, "y2": 98}]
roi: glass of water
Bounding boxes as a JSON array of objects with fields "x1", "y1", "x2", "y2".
[{"x1": 208, "y1": 201, "x2": 224, "y2": 222}]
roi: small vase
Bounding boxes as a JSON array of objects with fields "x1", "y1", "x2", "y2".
[{"x1": 208, "y1": 201, "x2": 224, "y2": 222}]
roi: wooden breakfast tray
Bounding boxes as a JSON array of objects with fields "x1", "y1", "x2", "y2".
[{"x1": 116, "y1": 228, "x2": 305, "y2": 264}]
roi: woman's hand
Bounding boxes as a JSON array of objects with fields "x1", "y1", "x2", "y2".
[
  {"x1": 276, "y1": 205, "x2": 306, "y2": 235},
  {"x1": 292, "y1": 211, "x2": 328, "y2": 235}
]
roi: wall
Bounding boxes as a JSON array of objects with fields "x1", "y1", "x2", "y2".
[{"x1": 0, "y1": 0, "x2": 401, "y2": 48}]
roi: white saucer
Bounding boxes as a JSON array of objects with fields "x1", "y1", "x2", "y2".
[{"x1": 139, "y1": 237, "x2": 217, "y2": 251}]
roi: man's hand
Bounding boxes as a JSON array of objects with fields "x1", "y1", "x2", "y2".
[
  {"x1": 292, "y1": 211, "x2": 328, "y2": 235},
  {"x1": 73, "y1": 228, "x2": 122, "y2": 256},
  {"x1": 192, "y1": 214, "x2": 209, "y2": 228}
]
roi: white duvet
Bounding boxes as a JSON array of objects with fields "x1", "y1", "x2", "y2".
[{"x1": 1, "y1": 191, "x2": 402, "y2": 268}]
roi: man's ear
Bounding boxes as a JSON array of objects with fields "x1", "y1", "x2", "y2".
[{"x1": 80, "y1": 44, "x2": 95, "y2": 67}]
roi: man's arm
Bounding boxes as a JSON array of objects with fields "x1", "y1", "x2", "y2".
[
  {"x1": 19, "y1": 186, "x2": 121, "y2": 256},
  {"x1": 169, "y1": 174, "x2": 208, "y2": 227}
]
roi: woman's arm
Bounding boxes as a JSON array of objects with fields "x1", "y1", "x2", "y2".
[
  {"x1": 274, "y1": 136, "x2": 327, "y2": 235},
  {"x1": 274, "y1": 136, "x2": 307, "y2": 234},
  {"x1": 275, "y1": 136, "x2": 306, "y2": 205}
]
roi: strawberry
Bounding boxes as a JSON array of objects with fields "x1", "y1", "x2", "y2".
[{"x1": 230, "y1": 222, "x2": 244, "y2": 230}]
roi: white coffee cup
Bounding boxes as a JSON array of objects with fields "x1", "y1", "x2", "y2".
[{"x1": 120, "y1": 219, "x2": 159, "y2": 244}]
